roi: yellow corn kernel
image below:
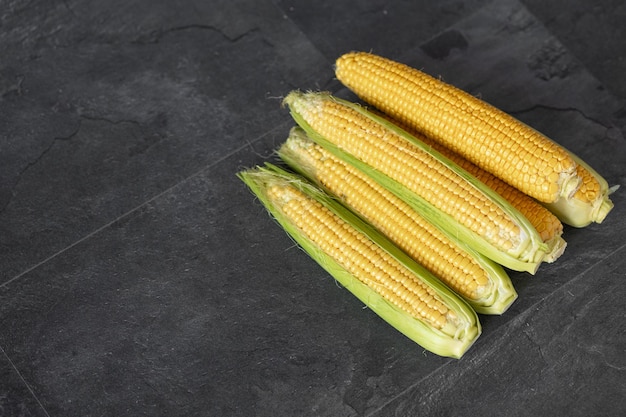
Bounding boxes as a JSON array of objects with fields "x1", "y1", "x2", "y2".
[
  {"x1": 280, "y1": 127, "x2": 517, "y2": 314},
  {"x1": 284, "y1": 90, "x2": 548, "y2": 273},
  {"x1": 335, "y1": 51, "x2": 581, "y2": 204}
]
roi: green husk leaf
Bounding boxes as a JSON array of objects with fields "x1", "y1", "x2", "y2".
[
  {"x1": 283, "y1": 91, "x2": 547, "y2": 274},
  {"x1": 237, "y1": 164, "x2": 481, "y2": 359}
]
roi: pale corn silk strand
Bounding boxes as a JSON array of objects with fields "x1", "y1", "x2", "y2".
[
  {"x1": 290, "y1": 93, "x2": 525, "y2": 254},
  {"x1": 335, "y1": 52, "x2": 580, "y2": 204},
  {"x1": 266, "y1": 182, "x2": 452, "y2": 330},
  {"x1": 287, "y1": 136, "x2": 492, "y2": 300}
]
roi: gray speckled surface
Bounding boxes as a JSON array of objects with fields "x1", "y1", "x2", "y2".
[{"x1": 1, "y1": 0, "x2": 625, "y2": 416}]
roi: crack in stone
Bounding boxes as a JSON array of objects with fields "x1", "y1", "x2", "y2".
[
  {"x1": 0, "y1": 121, "x2": 81, "y2": 215},
  {"x1": 0, "y1": 74, "x2": 24, "y2": 98},
  {"x1": 588, "y1": 345, "x2": 626, "y2": 372},
  {"x1": 80, "y1": 113, "x2": 143, "y2": 128},
  {"x1": 521, "y1": 327, "x2": 548, "y2": 365},
  {"x1": 358, "y1": 5, "x2": 389, "y2": 17},
  {"x1": 0, "y1": 344, "x2": 52, "y2": 417},
  {"x1": 46, "y1": 22, "x2": 262, "y2": 48},
  {"x1": 131, "y1": 24, "x2": 261, "y2": 45},
  {"x1": 61, "y1": 0, "x2": 77, "y2": 17},
  {"x1": 0, "y1": 115, "x2": 142, "y2": 214}
]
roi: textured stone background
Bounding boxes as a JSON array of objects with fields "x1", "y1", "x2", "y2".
[{"x1": 1, "y1": 0, "x2": 625, "y2": 416}]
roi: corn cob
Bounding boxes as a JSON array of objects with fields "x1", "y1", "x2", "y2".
[
  {"x1": 283, "y1": 90, "x2": 548, "y2": 274},
  {"x1": 237, "y1": 164, "x2": 481, "y2": 358},
  {"x1": 334, "y1": 51, "x2": 582, "y2": 204},
  {"x1": 379, "y1": 114, "x2": 567, "y2": 263},
  {"x1": 543, "y1": 152, "x2": 617, "y2": 227},
  {"x1": 279, "y1": 126, "x2": 517, "y2": 314}
]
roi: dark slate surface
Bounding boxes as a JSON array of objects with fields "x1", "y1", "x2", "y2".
[{"x1": 1, "y1": 0, "x2": 624, "y2": 416}]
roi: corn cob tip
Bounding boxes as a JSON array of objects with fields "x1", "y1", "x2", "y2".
[
  {"x1": 285, "y1": 125, "x2": 312, "y2": 150},
  {"x1": 279, "y1": 127, "x2": 322, "y2": 179},
  {"x1": 335, "y1": 51, "x2": 370, "y2": 71},
  {"x1": 283, "y1": 90, "x2": 327, "y2": 114},
  {"x1": 282, "y1": 90, "x2": 303, "y2": 106}
]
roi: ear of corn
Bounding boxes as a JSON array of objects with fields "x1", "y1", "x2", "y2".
[
  {"x1": 543, "y1": 151, "x2": 616, "y2": 227},
  {"x1": 334, "y1": 51, "x2": 582, "y2": 205},
  {"x1": 379, "y1": 114, "x2": 567, "y2": 263},
  {"x1": 279, "y1": 126, "x2": 517, "y2": 314},
  {"x1": 283, "y1": 90, "x2": 549, "y2": 274},
  {"x1": 237, "y1": 164, "x2": 481, "y2": 359}
]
